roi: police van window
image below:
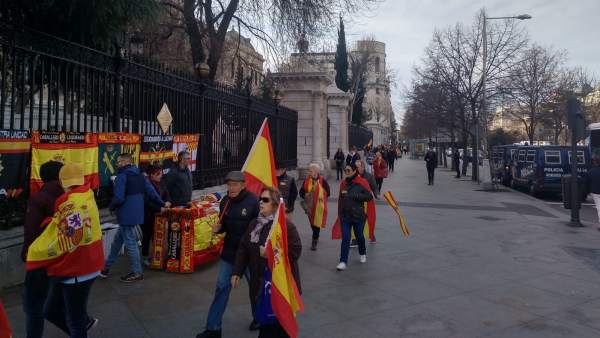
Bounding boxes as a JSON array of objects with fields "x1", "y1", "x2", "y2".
[
  {"x1": 510, "y1": 149, "x2": 516, "y2": 157},
  {"x1": 518, "y1": 150, "x2": 526, "y2": 161},
  {"x1": 568, "y1": 151, "x2": 585, "y2": 164},
  {"x1": 544, "y1": 150, "x2": 561, "y2": 164},
  {"x1": 526, "y1": 150, "x2": 536, "y2": 162}
]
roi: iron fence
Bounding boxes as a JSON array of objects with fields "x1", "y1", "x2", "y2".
[
  {"x1": 349, "y1": 124, "x2": 373, "y2": 150},
  {"x1": 0, "y1": 24, "x2": 297, "y2": 194}
]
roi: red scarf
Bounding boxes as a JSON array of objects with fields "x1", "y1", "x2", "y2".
[{"x1": 331, "y1": 175, "x2": 376, "y2": 240}]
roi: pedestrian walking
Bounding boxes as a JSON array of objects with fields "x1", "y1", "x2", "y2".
[
  {"x1": 345, "y1": 146, "x2": 360, "y2": 166},
  {"x1": 196, "y1": 171, "x2": 259, "y2": 338},
  {"x1": 27, "y1": 163, "x2": 104, "y2": 338},
  {"x1": 276, "y1": 167, "x2": 298, "y2": 218},
  {"x1": 587, "y1": 157, "x2": 600, "y2": 231},
  {"x1": 334, "y1": 148, "x2": 345, "y2": 180},
  {"x1": 336, "y1": 163, "x2": 374, "y2": 271},
  {"x1": 101, "y1": 153, "x2": 167, "y2": 282},
  {"x1": 164, "y1": 150, "x2": 193, "y2": 207},
  {"x1": 373, "y1": 152, "x2": 388, "y2": 194},
  {"x1": 365, "y1": 147, "x2": 375, "y2": 174},
  {"x1": 424, "y1": 148, "x2": 438, "y2": 185},
  {"x1": 386, "y1": 146, "x2": 396, "y2": 172},
  {"x1": 21, "y1": 161, "x2": 71, "y2": 338},
  {"x1": 142, "y1": 165, "x2": 171, "y2": 267},
  {"x1": 453, "y1": 149, "x2": 461, "y2": 178},
  {"x1": 355, "y1": 160, "x2": 378, "y2": 199},
  {"x1": 231, "y1": 187, "x2": 302, "y2": 338},
  {"x1": 299, "y1": 164, "x2": 330, "y2": 251}
]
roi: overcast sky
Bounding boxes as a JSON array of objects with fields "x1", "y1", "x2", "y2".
[{"x1": 345, "y1": 0, "x2": 600, "y2": 122}]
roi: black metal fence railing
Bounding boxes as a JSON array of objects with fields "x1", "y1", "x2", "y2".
[
  {"x1": 349, "y1": 124, "x2": 373, "y2": 150},
  {"x1": 0, "y1": 25, "x2": 297, "y2": 194}
]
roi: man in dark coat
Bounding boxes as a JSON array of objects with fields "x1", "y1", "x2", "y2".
[
  {"x1": 197, "y1": 171, "x2": 260, "y2": 338},
  {"x1": 424, "y1": 148, "x2": 438, "y2": 185},
  {"x1": 164, "y1": 150, "x2": 193, "y2": 207},
  {"x1": 453, "y1": 148, "x2": 461, "y2": 178},
  {"x1": 346, "y1": 146, "x2": 361, "y2": 166},
  {"x1": 276, "y1": 167, "x2": 298, "y2": 216},
  {"x1": 386, "y1": 146, "x2": 396, "y2": 172}
]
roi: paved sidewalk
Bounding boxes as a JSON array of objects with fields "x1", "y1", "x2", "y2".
[{"x1": 4, "y1": 158, "x2": 600, "y2": 337}]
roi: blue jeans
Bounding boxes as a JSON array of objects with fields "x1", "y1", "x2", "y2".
[
  {"x1": 340, "y1": 219, "x2": 366, "y2": 263},
  {"x1": 45, "y1": 278, "x2": 95, "y2": 338},
  {"x1": 104, "y1": 224, "x2": 142, "y2": 274},
  {"x1": 205, "y1": 259, "x2": 254, "y2": 331}
]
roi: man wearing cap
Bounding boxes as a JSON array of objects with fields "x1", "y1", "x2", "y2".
[{"x1": 196, "y1": 171, "x2": 259, "y2": 338}]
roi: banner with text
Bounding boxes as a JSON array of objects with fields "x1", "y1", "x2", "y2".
[{"x1": 173, "y1": 134, "x2": 200, "y2": 171}]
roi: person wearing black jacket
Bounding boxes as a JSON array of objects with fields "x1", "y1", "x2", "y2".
[
  {"x1": 164, "y1": 151, "x2": 193, "y2": 207},
  {"x1": 334, "y1": 148, "x2": 345, "y2": 180},
  {"x1": 276, "y1": 167, "x2": 298, "y2": 216},
  {"x1": 386, "y1": 146, "x2": 396, "y2": 172},
  {"x1": 453, "y1": 149, "x2": 461, "y2": 178},
  {"x1": 142, "y1": 165, "x2": 171, "y2": 266},
  {"x1": 197, "y1": 171, "x2": 259, "y2": 338},
  {"x1": 424, "y1": 148, "x2": 438, "y2": 185},
  {"x1": 345, "y1": 146, "x2": 360, "y2": 166},
  {"x1": 336, "y1": 163, "x2": 374, "y2": 271}
]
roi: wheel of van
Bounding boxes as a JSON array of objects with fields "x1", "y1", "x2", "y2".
[{"x1": 529, "y1": 183, "x2": 538, "y2": 197}]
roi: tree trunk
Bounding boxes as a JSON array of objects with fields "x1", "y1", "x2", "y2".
[
  {"x1": 183, "y1": 0, "x2": 206, "y2": 66},
  {"x1": 461, "y1": 132, "x2": 469, "y2": 176},
  {"x1": 471, "y1": 133, "x2": 478, "y2": 181}
]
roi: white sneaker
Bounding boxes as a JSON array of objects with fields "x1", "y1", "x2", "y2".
[
  {"x1": 360, "y1": 255, "x2": 367, "y2": 263},
  {"x1": 336, "y1": 262, "x2": 347, "y2": 271}
]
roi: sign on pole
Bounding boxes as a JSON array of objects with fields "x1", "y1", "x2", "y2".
[{"x1": 157, "y1": 103, "x2": 173, "y2": 134}]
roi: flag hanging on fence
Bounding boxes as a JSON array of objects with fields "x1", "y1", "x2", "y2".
[
  {"x1": 0, "y1": 130, "x2": 30, "y2": 199},
  {"x1": 383, "y1": 191, "x2": 410, "y2": 236},
  {"x1": 173, "y1": 134, "x2": 200, "y2": 171},
  {"x1": 30, "y1": 132, "x2": 99, "y2": 193},
  {"x1": 241, "y1": 118, "x2": 277, "y2": 196},
  {"x1": 266, "y1": 199, "x2": 303, "y2": 338},
  {"x1": 140, "y1": 135, "x2": 174, "y2": 171},
  {"x1": 98, "y1": 133, "x2": 141, "y2": 187}
]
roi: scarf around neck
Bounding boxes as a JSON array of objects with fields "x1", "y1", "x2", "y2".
[{"x1": 251, "y1": 213, "x2": 274, "y2": 243}]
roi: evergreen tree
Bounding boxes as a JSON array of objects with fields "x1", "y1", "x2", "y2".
[
  {"x1": 334, "y1": 17, "x2": 350, "y2": 92},
  {"x1": 352, "y1": 77, "x2": 367, "y2": 124}
]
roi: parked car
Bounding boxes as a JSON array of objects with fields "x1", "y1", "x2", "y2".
[{"x1": 509, "y1": 145, "x2": 590, "y2": 197}]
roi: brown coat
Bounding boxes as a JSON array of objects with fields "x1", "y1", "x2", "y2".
[{"x1": 233, "y1": 218, "x2": 302, "y2": 306}]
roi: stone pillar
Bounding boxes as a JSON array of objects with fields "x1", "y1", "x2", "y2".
[
  {"x1": 312, "y1": 90, "x2": 325, "y2": 170},
  {"x1": 326, "y1": 85, "x2": 351, "y2": 158}
]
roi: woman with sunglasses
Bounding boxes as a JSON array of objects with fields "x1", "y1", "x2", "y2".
[
  {"x1": 336, "y1": 163, "x2": 374, "y2": 270},
  {"x1": 231, "y1": 187, "x2": 302, "y2": 338}
]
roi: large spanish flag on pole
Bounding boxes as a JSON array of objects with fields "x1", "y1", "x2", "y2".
[
  {"x1": 26, "y1": 184, "x2": 104, "y2": 277},
  {"x1": 383, "y1": 191, "x2": 410, "y2": 236},
  {"x1": 266, "y1": 199, "x2": 304, "y2": 338},
  {"x1": 242, "y1": 118, "x2": 277, "y2": 196},
  {"x1": 0, "y1": 301, "x2": 11, "y2": 338},
  {"x1": 31, "y1": 131, "x2": 99, "y2": 193}
]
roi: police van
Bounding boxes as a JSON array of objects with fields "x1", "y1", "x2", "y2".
[
  {"x1": 491, "y1": 145, "x2": 519, "y2": 185},
  {"x1": 509, "y1": 145, "x2": 590, "y2": 197}
]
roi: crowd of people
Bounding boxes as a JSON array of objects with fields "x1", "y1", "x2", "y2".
[{"x1": 20, "y1": 143, "x2": 402, "y2": 338}]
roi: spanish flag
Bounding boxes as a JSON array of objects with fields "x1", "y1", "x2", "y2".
[
  {"x1": 332, "y1": 175, "x2": 376, "y2": 241},
  {"x1": 26, "y1": 184, "x2": 104, "y2": 277},
  {"x1": 0, "y1": 301, "x2": 11, "y2": 338},
  {"x1": 31, "y1": 131, "x2": 99, "y2": 193},
  {"x1": 303, "y1": 177, "x2": 328, "y2": 228},
  {"x1": 383, "y1": 191, "x2": 410, "y2": 236},
  {"x1": 266, "y1": 199, "x2": 304, "y2": 338},
  {"x1": 242, "y1": 118, "x2": 277, "y2": 196}
]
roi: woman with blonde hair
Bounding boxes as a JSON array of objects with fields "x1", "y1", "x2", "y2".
[{"x1": 299, "y1": 163, "x2": 330, "y2": 250}]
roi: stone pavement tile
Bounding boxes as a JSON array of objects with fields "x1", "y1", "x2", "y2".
[
  {"x1": 300, "y1": 320, "x2": 387, "y2": 338},
  {"x1": 521, "y1": 273, "x2": 600, "y2": 303},
  {"x1": 471, "y1": 282, "x2": 586, "y2": 317},
  {"x1": 351, "y1": 304, "x2": 464, "y2": 338},
  {"x1": 86, "y1": 299, "x2": 153, "y2": 338},
  {"x1": 305, "y1": 282, "x2": 410, "y2": 320},
  {"x1": 485, "y1": 317, "x2": 600, "y2": 338},
  {"x1": 421, "y1": 292, "x2": 541, "y2": 337},
  {"x1": 364, "y1": 273, "x2": 465, "y2": 305},
  {"x1": 296, "y1": 294, "x2": 349, "y2": 331},
  {"x1": 546, "y1": 298, "x2": 600, "y2": 332},
  {"x1": 416, "y1": 263, "x2": 511, "y2": 293}
]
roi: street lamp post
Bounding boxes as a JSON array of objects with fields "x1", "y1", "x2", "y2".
[{"x1": 478, "y1": 11, "x2": 531, "y2": 186}]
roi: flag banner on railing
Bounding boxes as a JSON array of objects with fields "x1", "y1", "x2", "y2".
[
  {"x1": 0, "y1": 130, "x2": 30, "y2": 198},
  {"x1": 98, "y1": 133, "x2": 141, "y2": 187},
  {"x1": 173, "y1": 134, "x2": 200, "y2": 171},
  {"x1": 140, "y1": 135, "x2": 174, "y2": 171},
  {"x1": 31, "y1": 131, "x2": 99, "y2": 193}
]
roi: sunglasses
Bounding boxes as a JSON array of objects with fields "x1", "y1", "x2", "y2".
[{"x1": 259, "y1": 197, "x2": 271, "y2": 203}]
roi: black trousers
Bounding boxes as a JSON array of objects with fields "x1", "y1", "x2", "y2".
[
  {"x1": 311, "y1": 225, "x2": 321, "y2": 239},
  {"x1": 388, "y1": 159, "x2": 395, "y2": 172},
  {"x1": 427, "y1": 167, "x2": 435, "y2": 184},
  {"x1": 454, "y1": 161, "x2": 461, "y2": 178},
  {"x1": 336, "y1": 165, "x2": 344, "y2": 180},
  {"x1": 375, "y1": 178, "x2": 383, "y2": 193}
]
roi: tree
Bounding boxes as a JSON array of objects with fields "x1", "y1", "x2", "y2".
[
  {"x1": 168, "y1": 0, "x2": 376, "y2": 81},
  {"x1": 488, "y1": 128, "x2": 519, "y2": 147},
  {"x1": 351, "y1": 75, "x2": 367, "y2": 125},
  {"x1": 502, "y1": 45, "x2": 565, "y2": 144},
  {"x1": 334, "y1": 17, "x2": 350, "y2": 92},
  {"x1": 1, "y1": 0, "x2": 159, "y2": 50},
  {"x1": 348, "y1": 39, "x2": 378, "y2": 125}
]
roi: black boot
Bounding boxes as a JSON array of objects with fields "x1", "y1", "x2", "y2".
[{"x1": 310, "y1": 238, "x2": 318, "y2": 251}]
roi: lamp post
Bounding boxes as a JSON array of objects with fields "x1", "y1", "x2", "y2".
[{"x1": 478, "y1": 11, "x2": 531, "y2": 185}]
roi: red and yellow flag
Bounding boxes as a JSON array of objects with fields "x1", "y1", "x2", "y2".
[
  {"x1": 26, "y1": 184, "x2": 104, "y2": 277},
  {"x1": 30, "y1": 131, "x2": 99, "y2": 193},
  {"x1": 266, "y1": 199, "x2": 304, "y2": 338},
  {"x1": 303, "y1": 177, "x2": 328, "y2": 228},
  {"x1": 383, "y1": 191, "x2": 410, "y2": 236},
  {"x1": 0, "y1": 301, "x2": 11, "y2": 338},
  {"x1": 242, "y1": 118, "x2": 277, "y2": 196}
]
